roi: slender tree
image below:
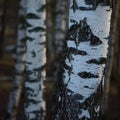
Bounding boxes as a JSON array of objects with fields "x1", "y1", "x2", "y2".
[
  {"x1": 45, "y1": 0, "x2": 56, "y2": 119},
  {"x1": 53, "y1": 0, "x2": 69, "y2": 119},
  {"x1": 25, "y1": 0, "x2": 46, "y2": 119},
  {"x1": 6, "y1": 0, "x2": 26, "y2": 119},
  {"x1": 46, "y1": 0, "x2": 56, "y2": 61}
]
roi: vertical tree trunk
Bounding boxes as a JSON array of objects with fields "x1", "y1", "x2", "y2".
[
  {"x1": 25, "y1": 0, "x2": 46, "y2": 119},
  {"x1": 6, "y1": 0, "x2": 26, "y2": 119},
  {"x1": 46, "y1": 0, "x2": 56, "y2": 61},
  {"x1": 53, "y1": 0, "x2": 69, "y2": 119},
  {"x1": 60, "y1": 0, "x2": 112, "y2": 119},
  {"x1": 111, "y1": 0, "x2": 120, "y2": 84},
  {"x1": 54, "y1": 0, "x2": 69, "y2": 55},
  {"x1": 45, "y1": 0, "x2": 56, "y2": 119},
  {"x1": 45, "y1": 0, "x2": 69, "y2": 119}
]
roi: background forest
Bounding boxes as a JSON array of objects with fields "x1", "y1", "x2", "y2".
[{"x1": 0, "y1": 0, "x2": 120, "y2": 120}]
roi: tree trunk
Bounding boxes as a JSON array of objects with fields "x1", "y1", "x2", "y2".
[
  {"x1": 45, "y1": 0, "x2": 69, "y2": 119},
  {"x1": 111, "y1": 0, "x2": 120, "y2": 86},
  {"x1": 25, "y1": 0, "x2": 46, "y2": 119},
  {"x1": 6, "y1": 0, "x2": 26, "y2": 119},
  {"x1": 58, "y1": 0, "x2": 112, "y2": 119}
]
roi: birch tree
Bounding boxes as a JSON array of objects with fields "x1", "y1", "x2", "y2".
[
  {"x1": 45, "y1": 0, "x2": 69, "y2": 119},
  {"x1": 53, "y1": 1, "x2": 69, "y2": 119},
  {"x1": 59, "y1": 0, "x2": 112, "y2": 119},
  {"x1": 6, "y1": 0, "x2": 26, "y2": 119},
  {"x1": 25, "y1": 0, "x2": 46, "y2": 119}
]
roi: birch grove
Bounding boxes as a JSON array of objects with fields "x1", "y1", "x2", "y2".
[{"x1": 1, "y1": 0, "x2": 114, "y2": 119}]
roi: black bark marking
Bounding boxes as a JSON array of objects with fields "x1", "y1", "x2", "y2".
[
  {"x1": 78, "y1": 18, "x2": 92, "y2": 42},
  {"x1": 31, "y1": 51, "x2": 36, "y2": 57},
  {"x1": 70, "y1": 19, "x2": 78, "y2": 24},
  {"x1": 90, "y1": 34, "x2": 102, "y2": 46},
  {"x1": 84, "y1": 86, "x2": 94, "y2": 89},
  {"x1": 19, "y1": 15, "x2": 26, "y2": 24},
  {"x1": 68, "y1": 47, "x2": 87, "y2": 55},
  {"x1": 25, "y1": 87, "x2": 34, "y2": 93},
  {"x1": 63, "y1": 63, "x2": 72, "y2": 71},
  {"x1": 86, "y1": 57, "x2": 106, "y2": 65},
  {"x1": 37, "y1": 4, "x2": 46, "y2": 12},
  {"x1": 78, "y1": 71, "x2": 99, "y2": 78},
  {"x1": 25, "y1": 61, "x2": 32, "y2": 65},
  {"x1": 67, "y1": 88, "x2": 74, "y2": 94},
  {"x1": 67, "y1": 17, "x2": 102, "y2": 47},
  {"x1": 26, "y1": 13, "x2": 40, "y2": 19},
  {"x1": 26, "y1": 36, "x2": 34, "y2": 41},
  {"x1": 21, "y1": 37, "x2": 27, "y2": 43},
  {"x1": 26, "y1": 99, "x2": 40, "y2": 104},
  {"x1": 28, "y1": 27, "x2": 45, "y2": 33},
  {"x1": 25, "y1": 79, "x2": 40, "y2": 83},
  {"x1": 67, "y1": 23, "x2": 78, "y2": 40},
  {"x1": 26, "y1": 22, "x2": 33, "y2": 27},
  {"x1": 71, "y1": 0, "x2": 79, "y2": 13},
  {"x1": 73, "y1": 93, "x2": 84, "y2": 100},
  {"x1": 38, "y1": 42, "x2": 46, "y2": 45}
]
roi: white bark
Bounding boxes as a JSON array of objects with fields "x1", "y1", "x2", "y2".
[
  {"x1": 7, "y1": 0, "x2": 26, "y2": 119},
  {"x1": 62, "y1": 0, "x2": 112, "y2": 119},
  {"x1": 25, "y1": 0, "x2": 46, "y2": 119}
]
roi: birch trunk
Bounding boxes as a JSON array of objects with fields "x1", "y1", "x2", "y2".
[
  {"x1": 6, "y1": 0, "x2": 26, "y2": 119},
  {"x1": 25, "y1": 0, "x2": 46, "y2": 119},
  {"x1": 60, "y1": 0, "x2": 112, "y2": 119}
]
